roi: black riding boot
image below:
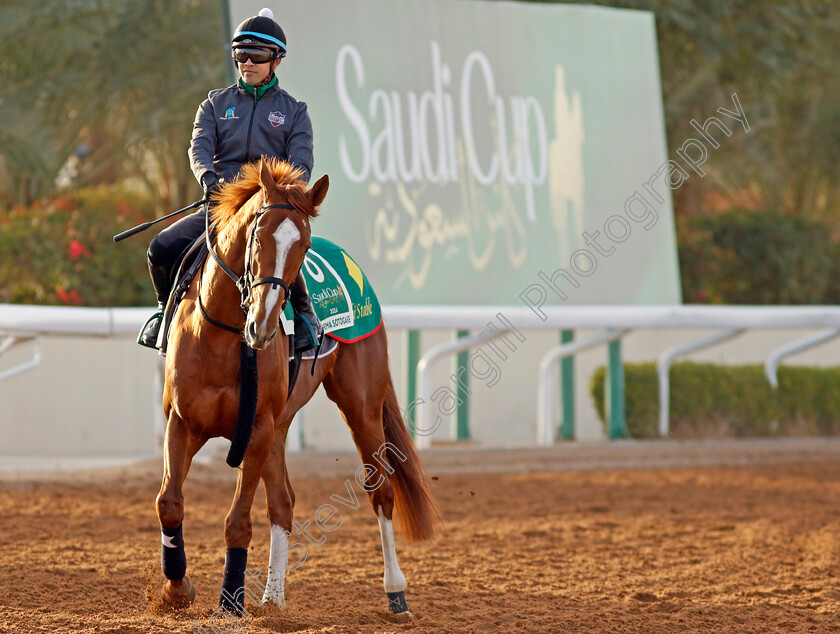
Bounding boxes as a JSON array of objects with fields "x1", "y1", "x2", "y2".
[
  {"x1": 137, "y1": 263, "x2": 173, "y2": 349},
  {"x1": 290, "y1": 270, "x2": 323, "y2": 352}
]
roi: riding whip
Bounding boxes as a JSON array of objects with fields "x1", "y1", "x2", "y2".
[{"x1": 112, "y1": 199, "x2": 207, "y2": 242}]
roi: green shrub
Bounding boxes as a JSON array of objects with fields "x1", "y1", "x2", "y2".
[
  {"x1": 591, "y1": 363, "x2": 659, "y2": 434},
  {"x1": 678, "y1": 210, "x2": 840, "y2": 305},
  {"x1": 0, "y1": 185, "x2": 158, "y2": 306},
  {"x1": 590, "y1": 362, "x2": 840, "y2": 438}
]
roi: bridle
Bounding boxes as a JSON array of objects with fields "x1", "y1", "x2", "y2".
[{"x1": 201, "y1": 202, "x2": 296, "y2": 335}]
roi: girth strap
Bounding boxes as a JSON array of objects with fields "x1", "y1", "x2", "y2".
[{"x1": 227, "y1": 341, "x2": 258, "y2": 469}]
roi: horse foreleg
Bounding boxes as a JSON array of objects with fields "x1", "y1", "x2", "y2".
[
  {"x1": 258, "y1": 427, "x2": 296, "y2": 609},
  {"x1": 254, "y1": 355, "x2": 336, "y2": 609},
  {"x1": 219, "y1": 420, "x2": 274, "y2": 616},
  {"x1": 156, "y1": 412, "x2": 206, "y2": 608}
]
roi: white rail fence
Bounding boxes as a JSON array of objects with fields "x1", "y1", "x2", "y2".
[{"x1": 3, "y1": 304, "x2": 840, "y2": 449}]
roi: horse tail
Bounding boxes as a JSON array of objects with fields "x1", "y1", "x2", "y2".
[{"x1": 382, "y1": 377, "x2": 440, "y2": 542}]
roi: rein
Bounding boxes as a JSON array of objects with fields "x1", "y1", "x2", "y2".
[{"x1": 201, "y1": 202, "x2": 295, "y2": 336}]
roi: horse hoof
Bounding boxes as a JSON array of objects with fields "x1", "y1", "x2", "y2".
[
  {"x1": 261, "y1": 591, "x2": 286, "y2": 610},
  {"x1": 161, "y1": 577, "x2": 196, "y2": 609},
  {"x1": 390, "y1": 609, "x2": 414, "y2": 622}
]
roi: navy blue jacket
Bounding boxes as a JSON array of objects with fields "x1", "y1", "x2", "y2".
[{"x1": 189, "y1": 79, "x2": 314, "y2": 186}]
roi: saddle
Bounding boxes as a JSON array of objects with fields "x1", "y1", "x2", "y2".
[{"x1": 156, "y1": 233, "x2": 209, "y2": 356}]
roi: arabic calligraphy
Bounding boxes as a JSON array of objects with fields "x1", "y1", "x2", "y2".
[{"x1": 366, "y1": 141, "x2": 527, "y2": 288}]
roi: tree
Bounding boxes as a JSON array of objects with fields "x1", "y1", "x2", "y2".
[{"x1": 0, "y1": 0, "x2": 226, "y2": 210}]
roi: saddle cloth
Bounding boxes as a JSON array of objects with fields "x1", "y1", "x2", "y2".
[
  {"x1": 159, "y1": 236, "x2": 382, "y2": 354},
  {"x1": 285, "y1": 236, "x2": 382, "y2": 344}
]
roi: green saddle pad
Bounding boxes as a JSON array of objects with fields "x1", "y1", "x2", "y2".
[{"x1": 283, "y1": 236, "x2": 382, "y2": 343}]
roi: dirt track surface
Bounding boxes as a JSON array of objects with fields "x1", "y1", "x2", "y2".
[{"x1": 2, "y1": 439, "x2": 840, "y2": 633}]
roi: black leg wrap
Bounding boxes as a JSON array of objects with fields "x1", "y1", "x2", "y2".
[
  {"x1": 219, "y1": 547, "x2": 249, "y2": 616},
  {"x1": 160, "y1": 525, "x2": 187, "y2": 580},
  {"x1": 386, "y1": 590, "x2": 409, "y2": 614}
]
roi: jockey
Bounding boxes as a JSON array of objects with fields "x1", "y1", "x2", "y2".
[{"x1": 139, "y1": 7, "x2": 322, "y2": 352}]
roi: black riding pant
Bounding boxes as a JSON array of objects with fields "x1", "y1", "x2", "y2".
[{"x1": 147, "y1": 208, "x2": 208, "y2": 268}]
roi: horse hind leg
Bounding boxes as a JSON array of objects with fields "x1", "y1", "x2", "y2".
[
  {"x1": 156, "y1": 412, "x2": 206, "y2": 608},
  {"x1": 323, "y1": 334, "x2": 437, "y2": 618},
  {"x1": 374, "y1": 382, "x2": 441, "y2": 619},
  {"x1": 377, "y1": 502, "x2": 411, "y2": 618},
  {"x1": 325, "y1": 379, "x2": 410, "y2": 617}
]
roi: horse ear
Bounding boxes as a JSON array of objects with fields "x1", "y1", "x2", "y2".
[
  {"x1": 259, "y1": 157, "x2": 277, "y2": 197},
  {"x1": 307, "y1": 174, "x2": 330, "y2": 208}
]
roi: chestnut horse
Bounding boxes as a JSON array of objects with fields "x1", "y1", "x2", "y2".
[{"x1": 156, "y1": 157, "x2": 437, "y2": 619}]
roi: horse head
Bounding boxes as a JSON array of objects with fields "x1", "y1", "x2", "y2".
[{"x1": 243, "y1": 158, "x2": 329, "y2": 349}]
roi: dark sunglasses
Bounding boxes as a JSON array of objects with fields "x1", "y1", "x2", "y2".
[{"x1": 232, "y1": 47, "x2": 277, "y2": 64}]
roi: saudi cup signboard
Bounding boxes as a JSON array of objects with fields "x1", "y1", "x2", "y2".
[{"x1": 228, "y1": 0, "x2": 682, "y2": 306}]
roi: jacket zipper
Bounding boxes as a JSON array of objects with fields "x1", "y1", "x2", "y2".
[{"x1": 245, "y1": 88, "x2": 258, "y2": 159}]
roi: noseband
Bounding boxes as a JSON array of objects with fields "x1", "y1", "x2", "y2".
[{"x1": 202, "y1": 202, "x2": 295, "y2": 333}]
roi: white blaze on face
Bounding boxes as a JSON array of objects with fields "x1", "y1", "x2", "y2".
[{"x1": 256, "y1": 218, "x2": 300, "y2": 332}]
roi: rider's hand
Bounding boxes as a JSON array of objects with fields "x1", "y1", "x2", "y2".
[{"x1": 202, "y1": 173, "x2": 220, "y2": 200}]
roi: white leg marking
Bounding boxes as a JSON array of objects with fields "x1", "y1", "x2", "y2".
[
  {"x1": 377, "y1": 505, "x2": 407, "y2": 593},
  {"x1": 262, "y1": 524, "x2": 289, "y2": 608},
  {"x1": 258, "y1": 218, "x2": 300, "y2": 332}
]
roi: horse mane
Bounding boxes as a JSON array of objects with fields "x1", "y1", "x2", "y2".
[{"x1": 209, "y1": 158, "x2": 319, "y2": 237}]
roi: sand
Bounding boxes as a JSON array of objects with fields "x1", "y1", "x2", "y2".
[{"x1": 2, "y1": 439, "x2": 840, "y2": 633}]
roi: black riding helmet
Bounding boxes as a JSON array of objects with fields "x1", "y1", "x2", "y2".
[{"x1": 232, "y1": 8, "x2": 286, "y2": 59}]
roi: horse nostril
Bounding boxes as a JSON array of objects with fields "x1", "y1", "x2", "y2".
[{"x1": 247, "y1": 321, "x2": 258, "y2": 340}]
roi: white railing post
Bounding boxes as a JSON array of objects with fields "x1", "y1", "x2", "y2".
[
  {"x1": 537, "y1": 329, "x2": 630, "y2": 446},
  {"x1": 657, "y1": 329, "x2": 744, "y2": 437},
  {"x1": 0, "y1": 336, "x2": 43, "y2": 382},
  {"x1": 765, "y1": 328, "x2": 840, "y2": 389},
  {"x1": 413, "y1": 330, "x2": 510, "y2": 449}
]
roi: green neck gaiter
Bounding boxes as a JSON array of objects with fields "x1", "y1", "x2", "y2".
[{"x1": 239, "y1": 75, "x2": 277, "y2": 100}]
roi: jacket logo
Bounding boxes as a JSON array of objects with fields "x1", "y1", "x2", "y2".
[
  {"x1": 268, "y1": 111, "x2": 285, "y2": 127},
  {"x1": 221, "y1": 107, "x2": 238, "y2": 120}
]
